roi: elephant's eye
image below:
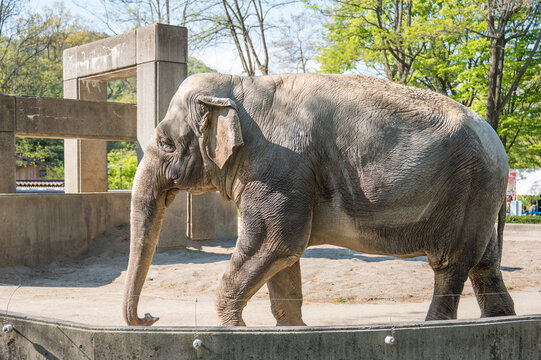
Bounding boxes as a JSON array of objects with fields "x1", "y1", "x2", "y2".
[{"x1": 159, "y1": 138, "x2": 176, "y2": 153}]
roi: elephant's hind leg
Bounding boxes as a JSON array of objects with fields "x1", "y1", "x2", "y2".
[
  {"x1": 267, "y1": 260, "x2": 306, "y2": 326},
  {"x1": 469, "y1": 230, "x2": 515, "y2": 317},
  {"x1": 426, "y1": 263, "x2": 470, "y2": 320}
]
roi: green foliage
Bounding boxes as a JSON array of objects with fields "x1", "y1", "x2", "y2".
[
  {"x1": 517, "y1": 195, "x2": 540, "y2": 208},
  {"x1": 317, "y1": 0, "x2": 455, "y2": 83},
  {"x1": 107, "y1": 143, "x2": 137, "y2": 190},
  {"x1": 15, "y1": 138, "x2": 64, "y2": 179},
  {"x1": 43, "y1": 164, "x2": 64, "y2": 180},
  {"x1": 107, "y1": 78, "x2": 137, "y2": 104},
  {"x1": 0, "y1": 6, "x2": 105, "y2": 97},
  {"x1": 15, "y1": 138, "x2": 63, "y2": 165},
  {"x1": 506, "y1": 216, "x2": 541, "y2": 224},
  {"x1": 188, "y1": 56, "x2": 216, "y2": 76}
]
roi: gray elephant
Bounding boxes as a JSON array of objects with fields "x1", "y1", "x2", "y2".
[{"x1": 123, "y1": 73, "x2": 515, "y2": 326}]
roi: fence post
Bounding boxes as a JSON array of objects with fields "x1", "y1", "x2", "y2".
[{"x1": 0, "y1": 96, "x2": 16, "y2": 193}]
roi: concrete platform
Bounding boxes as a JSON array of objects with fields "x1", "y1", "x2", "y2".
[{"x1": 1, "y1": 312, "x2": 540, "y2": 359}]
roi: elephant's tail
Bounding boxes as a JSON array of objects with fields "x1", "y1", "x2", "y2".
[{"x1": 496, "y1": 200, "x2": 506, "y2": 258}]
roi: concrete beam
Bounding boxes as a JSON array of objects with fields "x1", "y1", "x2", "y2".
[
  {"x1": 6, "y1": 95, "x2": 136, "y2": 141},
  {"x1": 63, "y1": 24, "x2": 187, "y2": 81},
  {"x1": 63, "y1": 30, "x2": 137, "y2": 80},
  {"x1": 79, "y1": 66, "x2": 137, "y2": 82}
]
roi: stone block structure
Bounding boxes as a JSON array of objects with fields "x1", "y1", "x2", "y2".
[{"x1": 0, "y1": 23, "x2": 237, "y2": 267}]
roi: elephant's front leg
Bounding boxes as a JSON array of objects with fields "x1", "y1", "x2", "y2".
[
  {"x1": 267, "y1": 260, "x2": 306, "y2": 326},
  {"x1": 216, "y1": 251, "x2": 301, "y2": 326},
  {"x1": 215, "y1": 184, "x2": 313, "y2": 326}
]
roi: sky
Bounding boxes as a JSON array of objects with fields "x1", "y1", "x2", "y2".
[{"x1": 26, "y1": 0, "x2": 314, "y2": 75}]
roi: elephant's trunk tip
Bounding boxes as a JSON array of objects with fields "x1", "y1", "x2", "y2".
[
  {"x1": 123, "y1": 292, "x2": 160, "y2": 326},
  {"x1": 124, "y1": 309, "x2": 159, "y2": 327}
]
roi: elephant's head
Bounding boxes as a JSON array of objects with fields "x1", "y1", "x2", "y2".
[{"x1": 123, "y1": 87, "x2": 244, "y2": 326}]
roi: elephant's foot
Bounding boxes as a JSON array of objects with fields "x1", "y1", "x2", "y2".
[
  {"x1": 276, "y1": 319, "x2": 306, "y2": 326},
  {"x1": 216, "y1": 296, "x2": 247, "y2": 326},
  {"x1": 217, "y1": 309, "x2": 247, "y2": 326},
  {"x1": 271, "y1": 303, "x2": 306, "y2": 326}
]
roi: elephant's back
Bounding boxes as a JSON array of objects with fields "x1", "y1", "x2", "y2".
[{"x1": 270, "y1": 75, "x2": 508, "y2": 227}]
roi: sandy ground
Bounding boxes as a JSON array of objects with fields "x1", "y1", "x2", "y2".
[{"x1": 0, "y1": 225, "x2": 540, "y2": 327}]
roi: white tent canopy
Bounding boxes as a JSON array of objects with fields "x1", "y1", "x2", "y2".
[{"x1": 510, "y1": 169, "x2": 541, "y2": 195}]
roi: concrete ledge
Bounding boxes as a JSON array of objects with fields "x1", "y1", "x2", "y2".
[
  {"x1": 0, "y1": 192, "x2": 130, "y2": 267},
  {"x1": 505, "y1": 223, "x2": 541, "y2": 232},
  {"x1": 504, "y1": 224, "x2": 541, "y2": 241},
  {"x1": 5, "y1": 95, "x2": 136, "y2": 141},
  {"x1": 1, "y1": 313, "x2": 539, "y2": 359}
]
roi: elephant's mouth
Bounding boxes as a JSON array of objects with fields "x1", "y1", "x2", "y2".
[{"x1": 165, "y1": 189, "x2": 180, "y2": 208}]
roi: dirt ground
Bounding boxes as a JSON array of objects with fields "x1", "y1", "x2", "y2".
[{"x1": 0, "y1": 225, "x2": 539, "y2": 327}]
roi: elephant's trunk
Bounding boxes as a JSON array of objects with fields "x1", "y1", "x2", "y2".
[{"x1": 123, "y1": 157, "x2": 166, "y2": 326}]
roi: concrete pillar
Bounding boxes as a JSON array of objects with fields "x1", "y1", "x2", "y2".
[
  {"x1": 188, "y1": 193, "x2": 216, "y2": 241},
  {"x1": 64, "y1": 80, "x2": 108, "y2": 193},
  {"x1": 136, "y1": 24, "x2": 189, "y2": 250},
  {"x1": 0, "y1": 96, "x2": 16, "y2": 193}
]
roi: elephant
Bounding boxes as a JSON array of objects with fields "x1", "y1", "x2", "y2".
[{"x1": 123, "y1": 73, "x2": 515, "y2": 326}]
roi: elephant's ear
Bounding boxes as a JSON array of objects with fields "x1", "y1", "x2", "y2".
[{"x1": 196, "y1": 96, "x2": 244, "y2": 169}]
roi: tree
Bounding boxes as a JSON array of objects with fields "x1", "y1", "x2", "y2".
[
  {"x1": 0, "y1": 6, "x2": 104, "y2": 96},
  {"x1": 189, "y1": 0, "x2": 284, "y2": 75},
  {"x1": 317, "y1": 1, "x2": 541, "y2": 163},
  {"x1": 272, "y1": 13, "x2": 319, "y2": 73},
  {"x1": 440, "y1": 1, "x2": 541, "y2": 166},
  {"x1": 188, "y1": 56, "x2": 217, "y2": 75},
  {"x1": 480, "y1": 1, "x2": 541, "y2": 130},
  {"x1": 316, "y1": 0, "x2": 455, "y2": 84},
  {"x1": 474, "y1": 0, "x2": 541, "y2": 250},
  {"x1": 1, "y1": 6, "x2": 105, "y2": 181},
  {"x1": 15, "y1": 137, "x2": 65, "y2": 179},
  {"x1": 107, "y1": 143, "x2": 138, "y2": 189},
  {"x1": 73, "y1": 0, "x2": 192, "y2": 32}
]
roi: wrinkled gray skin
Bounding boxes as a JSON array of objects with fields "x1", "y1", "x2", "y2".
[{"x1": 123, "y1": 73, "x2": 515, "y2": 326}]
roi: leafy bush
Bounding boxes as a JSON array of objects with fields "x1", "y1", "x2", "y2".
[
  {"x1": 108, "y1": 144, "x2": 137, "y2": 190},
  {"x1": 506, "y1": 216, "x2": 541, "y2": 224},
  {"x1": 517, "y1": 195, "x2": 540, "y2": 209}
]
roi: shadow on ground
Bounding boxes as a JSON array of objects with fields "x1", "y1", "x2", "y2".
[
  {"x1": 302, "y1": 247, "x2": 428, "y2": 263},
  {"x1": 0, "y1": 224, "x2": 522, "y2": 289}
]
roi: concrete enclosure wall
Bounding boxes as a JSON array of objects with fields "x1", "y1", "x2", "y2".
[
  {"x1": 0, "y1": 23, "x2": 238, "y2": 268},
  {"x1": 1, "y1": 313, "x2": 539, "y2": 359},
  {"x1": 0, "y1": 193, "x2": 130, "y2": 267}
]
